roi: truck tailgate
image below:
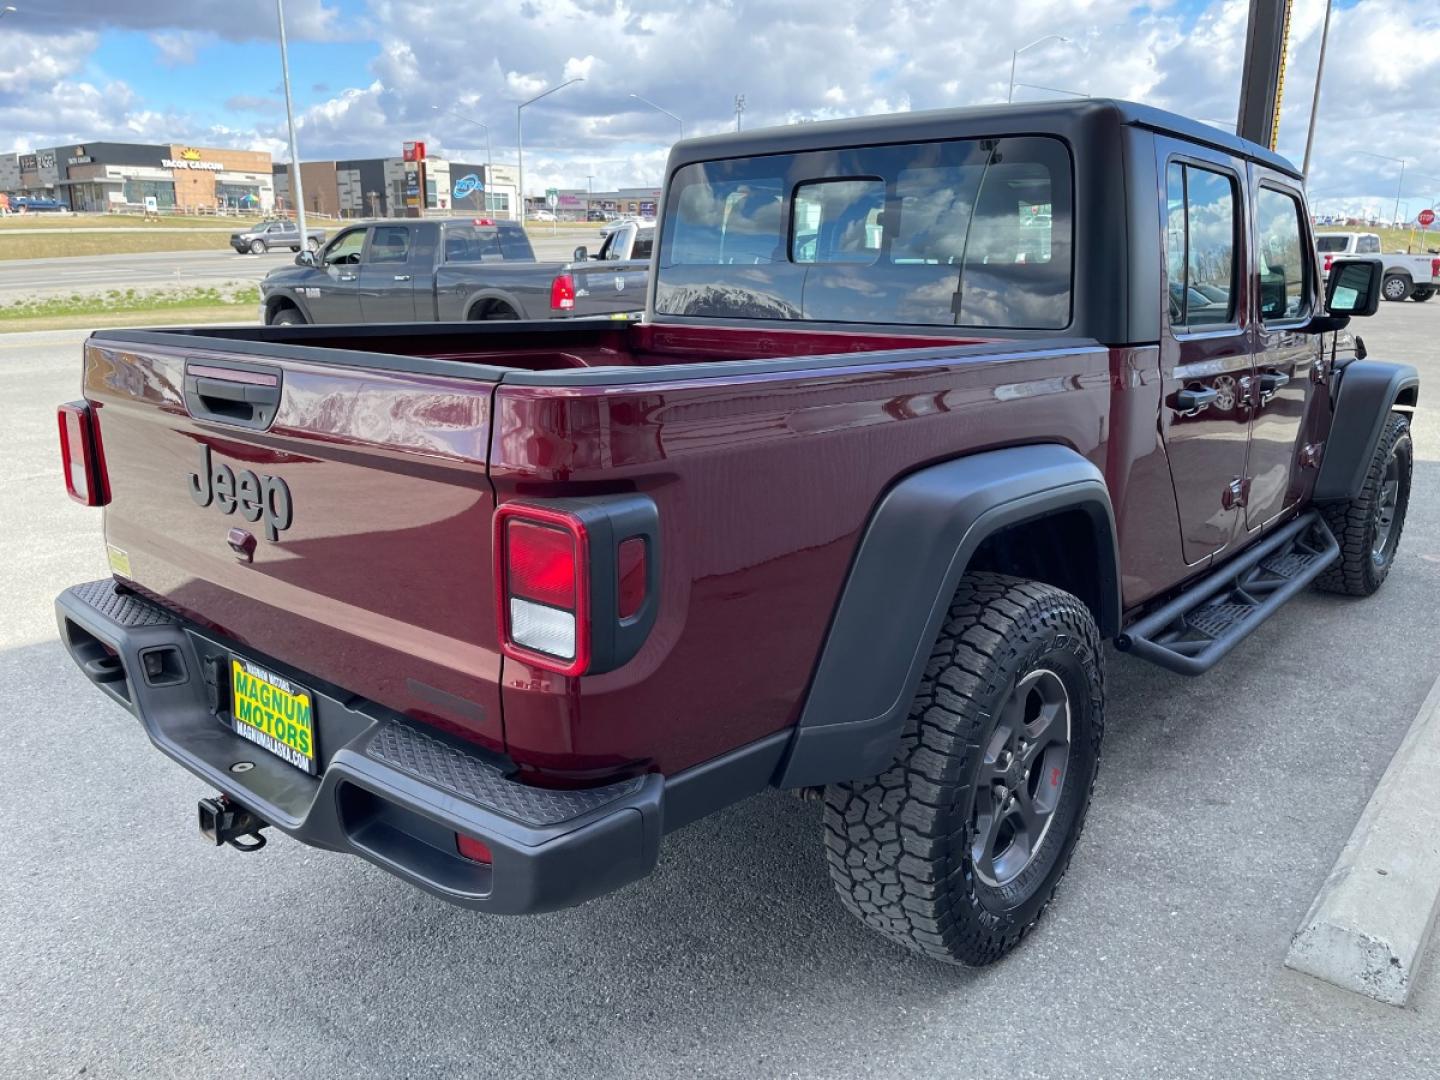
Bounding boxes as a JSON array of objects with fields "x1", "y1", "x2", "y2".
[{"x1": 83, "y1": 335, "x2": 504, "y2": 751}]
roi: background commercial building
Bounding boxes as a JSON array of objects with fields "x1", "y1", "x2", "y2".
[
  {"x1": 273, "y1": 158, "x2": 518, "y2": 219},
  {"x1": 0, "y1": 143, "x2": 274, "y2": 212}
]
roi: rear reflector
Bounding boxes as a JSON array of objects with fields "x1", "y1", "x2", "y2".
[
  {"x1": 495, "y1": 505, "x2": 590, "y2": 677},
  {"x1": 455, "y1": 833, "x2": 492, "y2": 864},
  {"x1": 617, "y1": 536, "x2": 647, "y2": 620},
  {"x1": 1432, "y1": 257, "x2": 1440, "y2": 278},
  {"x1": 550, "y1": 273, "x2": 576, "y2": 311},
  {"x1": 57, "y1": 401, "x2": 107, "y2": 506}
]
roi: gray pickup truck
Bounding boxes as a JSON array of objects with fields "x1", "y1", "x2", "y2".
[
  {"x1": 230, "y1": 219, "x2": 328, "y2": 255},
  {"x1": 263, "y1": 217, "x2": 653, "y2": 325},
  {"x1": 261, "y1": 217, "x2": 651, "y2": 325}
]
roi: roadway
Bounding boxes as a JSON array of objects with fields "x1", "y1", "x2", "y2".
[
  {"x1": 3, "y1": 303, "x2": 1439, "y2": 1078},
  {"x1": 0, "y1": 231, "x2": 597, "y2": 301}
]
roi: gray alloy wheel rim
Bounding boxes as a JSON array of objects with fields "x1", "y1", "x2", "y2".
[
  {"x1": 1384, "y1": 277, "x2": 1408, "y2": 300},
  {"x1": 1372, "y1": 442, "x2": 1403, "y2": 564},
  {"x1": 971, "y1": 668, "x2": 1072, "y2": 888}
]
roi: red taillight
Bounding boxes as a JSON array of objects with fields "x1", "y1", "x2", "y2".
[
  {"x1": 495, "y1": 505, "x2": 589, "y2": 676},
  {"x1": 617, "y1": 536, "x2": 647, "y2": 620},
  {"x1": 550, "y1": 273, "x2": 576, "y2": 311},
  {"x1": 508, "y1": 520, "x2": 577, "y2": 608},
  {"x1": 57, "y1": 401, "x2": 107, "y2": 506},
  {"x1": 1323, "y1": 253, "x2": 1334, "y2": 273},
  {"x1": 471, "y1": 218, "x2": 494, "y2": 226},
  {"x1": 1431, "y1": 257, "x2": 1440, "y2": 278},
  {"x1": 455, "y1": 833, "x2": 492, "y2": 864}
]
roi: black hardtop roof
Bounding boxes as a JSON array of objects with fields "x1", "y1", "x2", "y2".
[
  {"x1": 329, "y1": 217, "x2": 525, "y2": 229},
  {"x1": 670, "y1": 98, "x2": 1301, "y2": 179}
]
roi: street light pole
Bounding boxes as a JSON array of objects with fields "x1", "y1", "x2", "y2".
[
  {"x1": 1008, "y1": 35, "x2": 1072, "y2": 103},
  {"x1": 433, "y1": 107, "x2": 493, "y2": 213},
  {"x1": 517, "y1": 77, "x2": 584, "y2": 223},
  {"x1": 629, "y1": 93, "x2": 684, "y2": 140},
  {"x1": 275, "y1": 0, "x2": 308, "y2": 250},
  {"x1": 734, "y1": 94, "x2": 746, "y2": 132},
  {"x1": 1301, "y1": 0, "x2": 1333, "y2": 178}
]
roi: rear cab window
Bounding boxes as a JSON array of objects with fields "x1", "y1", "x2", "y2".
[
  {"x1": 443, "y1": 223, "x2": 535, "y2": 262},
  {"x1": 366, "y1": 225, "x2": 411, "y2": 264},
  {"x1": 655, "y1": 135, "x2": 1073, "y2": 328},
  {"x1": 1164, "y1": 160, "x2": 1240, "y2": 331}
]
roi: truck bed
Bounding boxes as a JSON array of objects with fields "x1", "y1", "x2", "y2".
[{"x1": 83, "y1": 319, "x2": 1121, "y2": 785}]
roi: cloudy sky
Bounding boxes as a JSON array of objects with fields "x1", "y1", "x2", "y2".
[{"x1": 2, "y1": 0, "x2": 1438, "y2": 216}]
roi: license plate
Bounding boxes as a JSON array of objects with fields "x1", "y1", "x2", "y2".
[{"x1": 229, "y1": 656, "x2": 317, "y2": 775}]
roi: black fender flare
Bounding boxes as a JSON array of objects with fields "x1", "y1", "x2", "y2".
[
  {"x1": 1314, "y1": 360, "x2": 1419, "y2": 502},
  {"x1": 777, "y1": 444, "x2": 1120, "y2": 789},
  {"x1": 263, "y1": 288, "x2": 313, "y2": 324}
]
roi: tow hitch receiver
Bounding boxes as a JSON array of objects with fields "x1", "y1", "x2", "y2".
[{"x1": 198, "y1": 795, "x2": 269, "y2": 852}]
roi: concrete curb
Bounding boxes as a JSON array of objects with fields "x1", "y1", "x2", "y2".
[{"x1": 1285, "y1": 673, "x2": 1440, "y2": 1005}]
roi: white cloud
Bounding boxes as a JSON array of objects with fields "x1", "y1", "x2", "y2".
[
  {"x1": 1, "y1": 0, "x2": 1439, "y2": 215},
  {"x1": 151, "y1": 30, "x2": 206, "y2": 68}
]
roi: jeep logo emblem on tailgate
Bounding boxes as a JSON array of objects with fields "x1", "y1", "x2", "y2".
[{"x1": 189, "y1": 445, "x2": 293, "y2": 541}]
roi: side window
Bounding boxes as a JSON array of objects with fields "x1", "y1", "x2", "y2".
[
  {"x1": 323, "y1": 229, "x2": 366, "y2": 266},
  {"x1": 791, "y1": 178, "x2": 885, "y2": 264},
  {"x1": 1256, "y1": 186, "x2": 1310, "y2": 322},
  {"x1": 367, "y1": 225, "x2": 410, "y2": 264},
  {"x1": 1165, "y1": 161, "x2": 1238, "y2": 329},
  {"x1": 498, "y1": 227, "x2": 534, "y2": 260},
  {"x1": 1359, "y1": 235, "x2": 1381, "y2": 254},
  {"x1": 632, "y1": 230, "x2": 654, "y2": 260},
  {"x1": 443, "y1": 225, "x2": 501, "y2": 262}
]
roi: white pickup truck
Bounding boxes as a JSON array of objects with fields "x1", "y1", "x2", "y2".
[{"x1": 1315, "y1": 231, "x2": 1440, "y2": 302}]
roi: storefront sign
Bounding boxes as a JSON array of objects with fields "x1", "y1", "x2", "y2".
[{"x1": 163, "y1": 158, "x2": 224, "y2": 171}]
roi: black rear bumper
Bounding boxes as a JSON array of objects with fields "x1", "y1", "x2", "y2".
[{"x1": 56, "y1": 579, "x2": 786, "y2": 914}]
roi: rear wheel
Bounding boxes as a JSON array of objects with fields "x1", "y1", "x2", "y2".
[
  {"x1": 1411, "y1": 287, "x2": 1434, "y2": 303},
  {"x1": 469, "y1": 301, "x2": 518, "y2": 321},
  {"x1": 248, "y1": 239, "x2": 267, "y2": 255},
  {"x1": 1317, "y1": 414, "x2": 1413, "y2": 596},
  {"x1": 824, "y1": 573, "x2": 1104, "y2": 966},
  {"x1": 1381, "y1": 274, "x2": 1412, "y2": 302}
]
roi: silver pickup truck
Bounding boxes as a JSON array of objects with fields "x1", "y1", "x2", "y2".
[{"x1": 1316, "y1": 231, "x2": 1439, "y2": 302}]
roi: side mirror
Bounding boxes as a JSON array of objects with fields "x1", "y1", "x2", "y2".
[
  {"x1": 1326, "y1": 257, "x2": 1383, "y2": 317},
  {"x1": 295, "y1": 251, "x2": 316, "y2": 268},
  {"x1": 572, "y1": 245, "x2": 588, "y2": 262}
]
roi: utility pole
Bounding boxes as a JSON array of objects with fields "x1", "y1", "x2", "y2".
[
  {"x1": 734, "y1": 94, "x2": 746, "y2": 132},
  {"x1": 275, "y1": 0, "x2": 308, "y2": 250},
  {"x1": 1236, "y1": 0, "x2": 1293, "y2": 149},
  {"x1": 1301, "y1": 0, "x2": 1333, "y2": 177}
]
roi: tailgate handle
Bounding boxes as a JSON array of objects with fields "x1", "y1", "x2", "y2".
[{"x1": 184, "y1": 364, "x2": 282, "y2": 430}]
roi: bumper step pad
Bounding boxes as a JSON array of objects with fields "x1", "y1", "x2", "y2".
[{"x1": 1116, "y1": 510, "x2": 1339, "y2": 675}]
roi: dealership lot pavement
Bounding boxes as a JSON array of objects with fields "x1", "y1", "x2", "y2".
[
  {"x1": 3, "y1": 305, "x2": 1440, "y2": 1079},
  {"x1": 0, "y1": 230, "x2": 602, "y2": 300}
]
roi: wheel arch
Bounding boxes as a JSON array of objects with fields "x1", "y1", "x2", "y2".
[
  {"x1": 1315, "y1": 360, "x2": 1419, "y2": 502},
  {"x1": 263, "y1": 290, "x2": 311, "y2": 324},
  {"x1": 777, "y1": 444, "x2": 1120, "y2": 789},
  {"x1": 464, "y1": 288, "x2": 526, "y2": 320}
]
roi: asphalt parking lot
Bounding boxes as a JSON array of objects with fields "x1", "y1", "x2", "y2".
[{"x1": 3, "y1": 302, "x2": 1440, "y2": 1079}]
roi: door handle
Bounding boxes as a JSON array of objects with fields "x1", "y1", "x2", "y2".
[
  {"x1": 1174, "y1": 387, "x2": 1219, "y2": 413},
  {"x1": 393, "y1": 274, "x2": 412, "y2": 282},
  {"x1": 338, "y1": 273, "x2": 357, "y2": 282}
]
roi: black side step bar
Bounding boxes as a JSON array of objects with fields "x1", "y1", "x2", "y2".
[{"x1": 1116, "y1": 510, "x2": 1339, "y2": 676}]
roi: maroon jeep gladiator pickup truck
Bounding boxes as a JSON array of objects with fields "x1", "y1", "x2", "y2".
[{"x1": 56, "y1": 100, "x2": 1417, "y2": 966}]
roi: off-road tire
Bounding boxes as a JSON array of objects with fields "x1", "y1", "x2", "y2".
[
  {"x1": 824, "y1": 573, "x2": 1104, "y2": 966},
  {"x1": 1382, "y1": 274, "x2": 1411, "y2": 302},
  {"x1": 1316, "y1": 413, "x2": 1413, "y2": 596}
]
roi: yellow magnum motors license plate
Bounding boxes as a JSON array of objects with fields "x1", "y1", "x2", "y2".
[{"x1": 229, "y1": 657, "x2": 317, "y2": 774}]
